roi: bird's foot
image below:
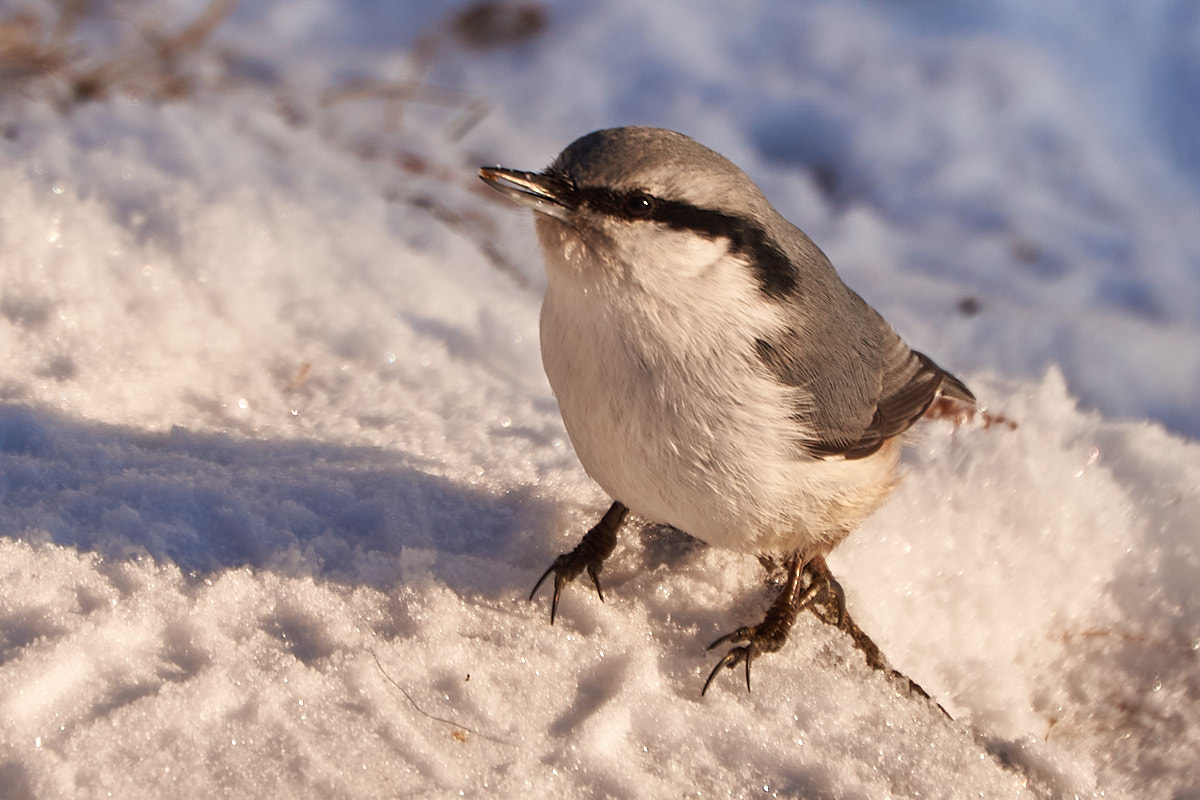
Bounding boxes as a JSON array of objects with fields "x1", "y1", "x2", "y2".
[
  {"x1": 704, "y1": 553, "x2": 951, "y2": 716},
  {"x1": 529, "y1": 501, "x2": 629, "y2": 624},
  {"x1": 702, "y1": 553, "x2": 830, "y2": 695},
  {"x1": 805, "y1": 558, "x2": 952, "y2": 718}
]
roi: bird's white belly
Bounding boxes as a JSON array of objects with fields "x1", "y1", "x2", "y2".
[{"x1": 540, "y1": 284, "x2": 899, "y2": 557}]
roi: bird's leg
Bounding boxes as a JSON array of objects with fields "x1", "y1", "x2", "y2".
[
  {"x1": 803, "y1": 556, "x2": 952, "y2": 718},
  {"x1": 529, "y1": 501, "x2": 629, "y2": 624},
  {"x1": 803, "y1": 555, "x2": 846, "y2": 628},
  {"x1": 703, "y1": 551, "x2": 828, "y2": 695}
]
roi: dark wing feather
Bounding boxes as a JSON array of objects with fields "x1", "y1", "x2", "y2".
[
  {"x1": 804, "y1": 350, "x2": 975, "y2": 460},
  {"x1": 748, "y1": 219, "x2": 976, "y2": 462}
]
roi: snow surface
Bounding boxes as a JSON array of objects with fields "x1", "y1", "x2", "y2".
[{"x1": 2, "y1": 0, "x2": 1199, "y2": 797}]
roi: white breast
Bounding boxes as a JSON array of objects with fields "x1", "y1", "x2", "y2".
[{"x1": 536, "y1": 222, "x2": 900, "y2": 558}]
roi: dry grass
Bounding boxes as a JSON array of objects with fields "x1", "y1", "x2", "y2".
[
  {"x1": 0, "y1": 0, "x2": 237, "y2": 108},
  {"x1": 1, "y1": 0, "x2": 550, "y2": 287}
]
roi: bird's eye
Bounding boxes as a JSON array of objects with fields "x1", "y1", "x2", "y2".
[{"x1": 623, "y1": 192, "x2": 655, "y2": 219}]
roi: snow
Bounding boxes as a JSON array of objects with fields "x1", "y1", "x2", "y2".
[{"x1": 1, "y1": 0, "x2": 1198, "y2": 797}]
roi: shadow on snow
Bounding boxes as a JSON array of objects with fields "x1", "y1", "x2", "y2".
[{"x1": 0, "y1": 403, "x2": 554, "y2": 595}]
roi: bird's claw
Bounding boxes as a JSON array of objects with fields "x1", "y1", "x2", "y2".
[
  {"x1": 705, "y1": 626, "x2": 753, "y2": 653},
  {"x1": 586, "y1": 563, "x2": 605, "y2": 601},
  {"x1": 701, "y1": 553, "x2": 816, "y2": 696},
  {"x1": 703, "y1": 616, "x2": 796, "y2": 696},
  {"x1": 529, "y1": 552, "x2": 604, "y2": 625},
  {"x1": 529, "y1": 502, "x2": 627, "y2": 624},
  {"x1": 702, "y1": 629, "x2": 763, "y2": 695}
]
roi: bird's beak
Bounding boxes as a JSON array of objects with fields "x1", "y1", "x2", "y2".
[{"x1": 479, "y1": 167, "x2": 575, "y2": 221}]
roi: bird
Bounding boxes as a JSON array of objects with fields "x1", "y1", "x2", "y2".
[{"x1": 479, "y1": 126, "x2": 975, "y2": 695}]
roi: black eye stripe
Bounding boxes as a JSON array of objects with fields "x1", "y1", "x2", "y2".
[{"x1": 575, "y1": 186, "x2": 798, "y2": 299}]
